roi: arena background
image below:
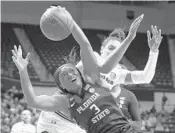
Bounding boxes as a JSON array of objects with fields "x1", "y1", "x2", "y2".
[{"x1": 1, "y1": 1, "x2": 175, "y2": 133}]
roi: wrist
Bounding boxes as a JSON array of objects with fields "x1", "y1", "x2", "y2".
[
  {"x1": 126, "y1": 34, "x2": 134, "y2": 43},
  {"x1": 150, "y1": 49, "x2": 159, "y2": 55},
  {"x1": 19, "y1": 68, "x2": 28, "y2": 74}
]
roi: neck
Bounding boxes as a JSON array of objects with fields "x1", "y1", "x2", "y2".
[
  {"x1": 78, "y1": 82, "x2": 88, "y2": 98},
  {"x1": 23, "y1": 121, "x2": 29, "y2": 124}
]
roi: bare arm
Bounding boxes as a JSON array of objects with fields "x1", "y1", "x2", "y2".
[
  {"x1": 71, "y1": 21, "x2": 99, "y2": 79},
  {"x1": 57, "y1": 6, "x2": 99, "y2": 79},
  {"x1": 128, "y1": 91, "x2": 141, "y2": 131},
  {"x1": 19, "y1": 69, "x2": 68, "y2": 112},
  {"x1": 12, "y1": 45, "x2": 69, "y2": 112},
  {"x1": 100, "y1": 14, "x2": 144, "y2": 73}
]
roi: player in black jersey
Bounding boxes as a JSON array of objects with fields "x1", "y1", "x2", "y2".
[{"x1": 12, "y1": 6, "x2": 144, "y2": 133}]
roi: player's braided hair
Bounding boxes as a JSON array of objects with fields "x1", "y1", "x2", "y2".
[
  {"x1": 54, "y1": 46, "x2": 84, "y2": 94},
  {"x1": 63, "y1": 46, "x2": 80, "y2": 65}
]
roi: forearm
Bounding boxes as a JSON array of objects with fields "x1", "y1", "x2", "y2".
[
  {"x1": 19, "y1": 68, "x2": 36, "y2": 105},
  {"x1": 71, "y1": 21, "x2": 91, "y2": 49},
  {"x1": 71, "y1": 21, "x2": 99, "y2": 77},
  {"x1": 100, "y1": 36, "x2": 133, "y2": 73},
  {"x1": 131, "y1": 50, "x2": 159, "y2": 84}
]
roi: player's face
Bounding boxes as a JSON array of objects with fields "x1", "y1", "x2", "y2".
[
  {"x1": 59, "y1": 66, "x2": 83, "y2": 95},
  {"x1": 101, "y1": 37, "x2": 122, "y2": 58}
]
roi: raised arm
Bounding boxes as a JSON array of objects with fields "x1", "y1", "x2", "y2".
[
  {"x1": 72, "y1": 21, "x2": 99, "y2": 79},
  {"x1": 123, "y1": 26, "x2": 162, "y2": 84},
  {"x1": 100, "y1": 14, "x2": 144, "y2": 73},
  {"x1": 58, "y1": 6, "x2": 99, "y2": 79},
  {"x1": 103, "y1": 26, "x2": 162, "y2": 86},
  {"x1": 11, "y1": 45, "x2": 69, "y2": 112}
]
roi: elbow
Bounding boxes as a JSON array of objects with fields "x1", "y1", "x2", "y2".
[
  {"x1": 143, "y1": 71, "x2": 155, "y2": 84},
  {"x1": 143, "y1": 77, "x2": 152, "y2": 84},
  {"x1": 137, "y1": 76, "x2": 153, "y2": 84}
]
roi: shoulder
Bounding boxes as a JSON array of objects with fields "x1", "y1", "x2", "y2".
[
  {"x1": 12, "y1": 122, "x2": 22, "y2": 127},
  {"x1": 121, "y1": 88, "x2": 135, "y2": 99},
  {"x1": 52, "y1": 94, "x2": 70, "y2": 108},
  {"x1": 125, "y1": 90, "x2": 138, "y2": 104}
]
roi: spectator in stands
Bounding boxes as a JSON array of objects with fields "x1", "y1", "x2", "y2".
[
  {"x1": 10, "y1": 110, "x2": 36, "y2": 133},
  {"x1": 150, "y1": 104, "x2": 156, "y2": 114},
  {"x1": 141, "y1": 115, "x2": 147, "y2": 131},
  {"x1": 162, "y1": 92, "x2": 168, "y2": 110},
  {"x1": 2, "y1": 117, "x2": 11, "y2": 133},
  {"x1": 147, "y1": 112, "x2": 157, "y2": 129},
  {"x1": 172, "y1": 107, "x2": 175, "y2": 115}
]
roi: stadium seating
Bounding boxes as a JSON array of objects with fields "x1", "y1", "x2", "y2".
[
  {"x1": 1, "y1": 23, "x2": 173, "y2": 87},
  {"x1": 1, "y1": 24, "x2": 40, "y2": 81},
  {"x1": 24, "y1": 25, "x2": 102, "y2": 75}
]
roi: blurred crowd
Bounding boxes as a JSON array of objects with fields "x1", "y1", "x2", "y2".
[
  {"x1": 1, "y1": 85, "x2": 40, "y2": 133},
  {"x1": 140, "y1": 105, "x2": 175, "y2": 132},
  {"x1": 1, "y1": 84, "x2": 175, "y2": 133}
]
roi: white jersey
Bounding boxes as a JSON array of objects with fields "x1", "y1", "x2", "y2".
[
  {"x1": 99, "y1": 65, "x2": 128, "y2": 90},
  {"x1": 37, "y1": 111, "x2": 86, "y2": 133}
]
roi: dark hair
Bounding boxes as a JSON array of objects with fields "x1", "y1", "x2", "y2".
[
  {"x1": 54, "y1": 46, "x2": 83, "y2": 94},
  {"x1": 41, "y1": 131, "x2": 49, "y2": 133},
  {"x1": 63, "y1": 46, "x2": 80, "y2": 65},
  {"x1": 102, "y1": 28, "x2": 126, "y2": 48}
]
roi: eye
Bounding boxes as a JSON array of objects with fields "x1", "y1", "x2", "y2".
[{"x1": 108, "y1": 45, "x2": 116, "y2": 51}]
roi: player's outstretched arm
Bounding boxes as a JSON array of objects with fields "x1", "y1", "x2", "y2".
[
  {"x1": 11, "y1": 45, "x2": 69, "y2": 112},
  {"x1": 108, "y1": 26, "x2": 162, "y2": 85},
  {"x1": 100, "y1": 14, "x2": 144, "y2": 73},
  {"x1": 124, "y1": 26, "x2": 162, "y2": 84}
]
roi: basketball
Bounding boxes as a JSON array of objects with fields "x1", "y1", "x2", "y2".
[{"x1": 40, "y1": 6, "x2": 74, "y2": 41}]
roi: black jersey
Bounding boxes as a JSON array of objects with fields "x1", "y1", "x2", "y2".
[{"x1": 69, "y1": 84, "x2": 135, "y2": 133}]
